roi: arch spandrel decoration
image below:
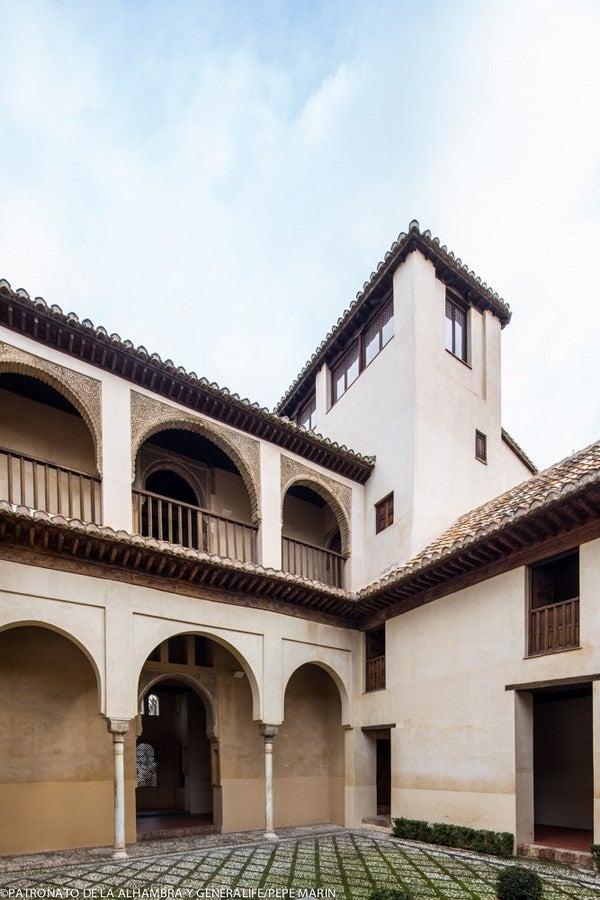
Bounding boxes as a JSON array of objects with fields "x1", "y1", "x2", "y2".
[
  {"x1": 280, "y1": 454, "x2": 352, "y2": 556},
  {"x1": 130, "y1": 391, "x2": 261, "y2": 524},
  {"x1": 138, "y1": 669, "x2": 219, "y2": 740},
  {"x1": 0, "y1": 341, "x2": 102, "y2": 474}
]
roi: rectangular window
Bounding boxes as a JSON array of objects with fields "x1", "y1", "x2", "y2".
[
  {"x1": 528, "y1": 550, "x2": 580, "y2": 656},
  {"x1": 375, "y1": 492, "x2": 394, "y2": 533},
  {"x1": 365, "y1": 626, "x2": 386, "y2": 692},
  {"x1": 297, "y1": 394, "x2": 317, "y2": 430},
  {"x1": 445, "y1": 296, "x2": 468, "y2": 362},
  {"x1": 330, "y1": 298, "x2": 394, "y2": 404},
  {"x1": 475, "y1": 430, "x2": 487, "y2": 462},
  {"x1": 364, "y1": 300, "x2": 394, "y2": 367},
  {"x1": 332, "y1": 340, "x2": 360, "y2": 402}
]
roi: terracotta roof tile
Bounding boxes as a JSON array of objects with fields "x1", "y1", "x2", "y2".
[
  {"x1": 276, "y1": 220, "x2": 512, "y2": 414},
  {"x1": 360, "y1": 439, "x2": 600, "y2": 597}
]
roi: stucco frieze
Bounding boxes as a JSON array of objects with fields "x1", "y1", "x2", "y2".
[
  {"x1": 280, "y1": 455, "x2": 352, "y2": 556},
  {"x1": 0, "y1": 341, "x2": 103, "y2": 474},
  {"x1": 130, "y1": 391, "x2": 261, "y2": 523}
]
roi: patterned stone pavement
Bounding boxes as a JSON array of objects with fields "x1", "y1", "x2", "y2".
[{"x1": 1, "y1": 829, "x2": 599, "y2": 899}]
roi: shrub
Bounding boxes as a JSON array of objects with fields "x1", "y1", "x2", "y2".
[
  {"x1": 592, "y1": 844, "x2": 600, "y2": 871},
  {"x1": 368, "y1": 889, "x2": 413, "y2": 900},
  {"x1": 391, "y1": 817, "x2": 513, "y2": 858},
  {"x1": 496, "y1": 866, "x2": 543, "y2": 900}
]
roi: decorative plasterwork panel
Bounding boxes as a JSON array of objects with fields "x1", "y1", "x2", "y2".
[
  {"x1": 280, "y1": 454, "x2": 351, "y2": 556},
  {"x1": 0, "y1": 341, "x2": 102, "y2": 474},
  {"x1": 138, "y1": 668, "x2": 219, "y2": 740},
  {"x1": 130, "y1": 391, "x2": 261, "y2": 523}
]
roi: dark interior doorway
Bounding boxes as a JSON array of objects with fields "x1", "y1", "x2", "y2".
[
  {"x1": 533, "y1": 684, "x2": 593, "y2": 851},
  {"x1": 136, "y1": 682, "x2": 212, "y2": 826},
  {"x1": 376, "y1": 736, "x2": 391, "y2": 816}
]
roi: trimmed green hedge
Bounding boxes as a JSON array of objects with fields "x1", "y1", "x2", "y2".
[
  {"x1": 496, "y1": 866, "x2": 543, "y2": 900},
  {"x1": 391, "y1": 817, "x2": 514, "y2": 858},
  {"x1": 368, "y1": 890, "x2": 414, "y2": 900}
]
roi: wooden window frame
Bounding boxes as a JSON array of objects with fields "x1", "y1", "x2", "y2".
[
  {"x1": 475, "y1": 430, "x2": 487, "y2": 463},
  {"x1": 527, "y1": 549, "x2": 580, "y2": 657},
  {"x1": 296, "y1": 393, "x2": 317, "y2": 430},
  {"x1": 331, "y1": 298, "x2": 394, "y2": 405},
  {"x1": 375, "y1": 492, "x2": 394, "y2": 534},
  {"x1": 365, "y1": 626, "x2": 386, "y2": 692},
  {"x1": 445, "y1": 294, "x2": 468, "y2": 363}
]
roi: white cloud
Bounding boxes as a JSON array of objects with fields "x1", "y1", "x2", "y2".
[{"x1": 0, "y1": 0, "x2": 598, "y2": 470}]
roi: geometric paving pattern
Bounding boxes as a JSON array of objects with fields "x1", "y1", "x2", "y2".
[{"x1": 1, "y1": 832, "x2": 599, "y2": 898}]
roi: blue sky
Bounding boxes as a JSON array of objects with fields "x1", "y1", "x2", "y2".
[{"x1": 1, "y1": 0, "x2": 599, "y2": 469}]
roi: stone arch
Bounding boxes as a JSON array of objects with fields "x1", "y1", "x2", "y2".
[
  {"x1": 281, "y1": 475, "x2": 351, "y2": 558},
  {"x1": 131, "y1": 399, "x2": 260, "y2": 524},
  {"x1": 282, "y1": 659, "x2": 350, "y2": 727},
  {"x1": 0, "y1": 620, "x2": 104, "y2": 714},
  {"x1": 139, "y1": 457, "x2": 207, "y2": 508},
  {"x1": 135, "y1": 628, "x2": 262, "y2": 722},
  {"x1": 138, "y1": 670, "x2": 218, "y2": 740},
  {"x1": 0, "y1": 345, "x2": 102, "y2": 474}
]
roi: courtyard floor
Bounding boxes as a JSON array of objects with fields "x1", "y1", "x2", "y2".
[{"x1": 1, "y1": 827, "x2": 599, "y2": 899}]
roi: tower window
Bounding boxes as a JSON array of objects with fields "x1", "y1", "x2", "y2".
[
  {"x1": 445, "y1": 296, "x2": 468, "y2": 362},
  {"x1": 296, "y1": 394, "x2": 317, "y2": 430}
]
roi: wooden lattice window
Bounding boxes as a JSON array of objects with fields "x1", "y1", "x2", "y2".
[
  {"x1": 445, "y1": 296, "x2": 468, "y2": 362},
  {"x1": 330, "y1": 298, "x2": 394, "y2": 404},
  {"x1": 297, "y1": 394, "x2": 317, "y2": 430},
  {"x1": 375, "y1": 493, "x2": 394, "y2": 534},
  {"x1": 136, "y1": 742, "x2": 158, "y2": 788},
  {"x1": 364, "y1": 300, "x2": 394, "y2": 367},
  {"x1": 332, "y1": 341, "x2": 360, "y2": 403}
]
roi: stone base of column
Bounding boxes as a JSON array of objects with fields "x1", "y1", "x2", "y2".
[
  {"x1": 264, "y1": 831, "x2": 278, "y2": 841},
  {"x1": 111, "y1": 848, "x2": 128, "y2": 859}
]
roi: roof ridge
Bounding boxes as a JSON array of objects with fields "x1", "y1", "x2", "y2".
[
  {"x1": 275, "y1": 219, "x2": 511, "y2": 414},
  {"x1": 359, "y1": 438, "x2": 600, "y2": 597}
]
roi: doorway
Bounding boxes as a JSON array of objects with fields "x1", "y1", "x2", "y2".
[
  {"x1": 376, "y1": 736, "x2": 391, "y2": 815},
  {"x1": 533, "y1": 685, "x2": 593, "y2": 851},
  {"x1": 136, "y1": 681, "x2": 213, "y2": 832}
]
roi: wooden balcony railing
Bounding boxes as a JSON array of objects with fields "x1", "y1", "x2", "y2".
[
  {"x1": 132, "y1": 489, "x2": 257, "y2": 563},
  {"x1": 0, "y1": 446, "x2": 102, "y2": 523},
  {"x1": 365, "y1": 655, "x2": 386, "y2": 692},
  {"x1": 281, "y1": 536, "x2": 344, "y2": 587},
  {"x1": 529, "y1": 597, "x2": 580, "y2": 655}
]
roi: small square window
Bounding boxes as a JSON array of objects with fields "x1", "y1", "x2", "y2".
[
  {"x1": 445, "y1": 296, "x2": 468, "y2": 362},
  {"x1": 375, "y1": 493, "x2": 394, "y2": 533},
  {"x1": 475, "y1": 430, "x2": 487, "y2": 463}
]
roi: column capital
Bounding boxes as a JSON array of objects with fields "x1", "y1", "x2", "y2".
[
  {"x1": 259, "y1": 724, "x2": 278, "y2": 740},
  {"x1": 107, "y1": 718, "x2": 130, "y2": 737}
]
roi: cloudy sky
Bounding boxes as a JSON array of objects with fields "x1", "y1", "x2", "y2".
[{"x1": 0, "y1": 0, "x2": 598, "y2": 470}]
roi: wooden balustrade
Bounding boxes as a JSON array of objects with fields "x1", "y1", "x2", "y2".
[
  {"x1": 365, "y1": 655, "x2": 386, "y2": 692},
  {"x1": 529, "y1": 597, "x2": 579, "y2": 655},
  {"x1": 281, "y1": 536, "x2": 344, "y2": 587},
  {"x1": 132, "y1": 488, "x2": 257, "y2": 563},
  {"x1": 0, "y1": 446, "x2": 101, "y2": 523}
]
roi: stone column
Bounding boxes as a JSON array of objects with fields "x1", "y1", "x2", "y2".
[
  {"x1": 107, "y1": 718, "x2": 130, "y2": 859},
  {"x1": 260, "y1": 724, "x2": 278, "y2": 840}
]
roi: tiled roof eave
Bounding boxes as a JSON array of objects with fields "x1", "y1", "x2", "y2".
[
  {"x1": 276, "y1": 221, "x2": 512, "y2": 417},
  {"x1": 0, "y1": 502, "x2": 359, "y2": 624},
  {"x1": 0, "y1": 282, "x2": 374, "y2": 484}
]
